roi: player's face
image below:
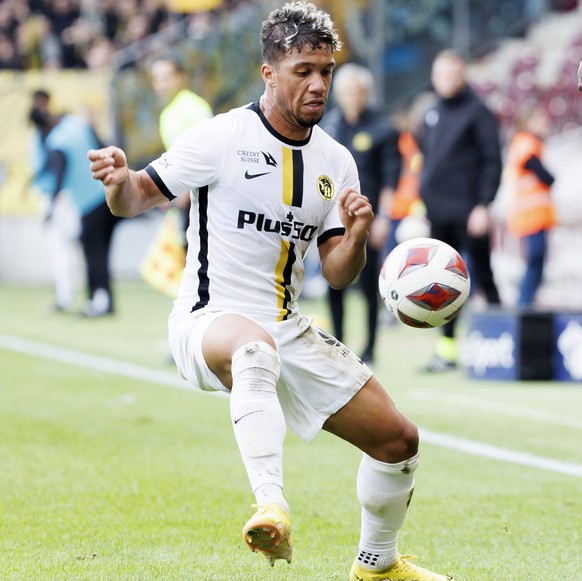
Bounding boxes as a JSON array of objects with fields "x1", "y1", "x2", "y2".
[{"x1": 266, "y1": 45, "x2": 335, "y2": 136}]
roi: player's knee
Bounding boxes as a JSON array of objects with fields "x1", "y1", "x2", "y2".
[
  {"x1": 232, "y1": 341, "x2": 281, "y2": 384},
  {"x1": 399, "y1": 420, "x2": 420, "y2": 456},
  {"x1": 203, "y1": 315, "x2": 277, "y2": 386},
  {"x1": 375, "y1": 419, "x2": 419, "y2": 463}
]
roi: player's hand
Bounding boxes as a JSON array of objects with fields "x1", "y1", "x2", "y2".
[
  {"x1": 87, "y1": 146, "x2": 129, "y2": 187},
  {"x1": 337, "y1": 188, "x2": 373, "y2": 240}
]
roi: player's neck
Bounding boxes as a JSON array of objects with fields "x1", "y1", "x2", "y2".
[{"x1": 259, "y1": 95, "x2": 311, "y2": 142}]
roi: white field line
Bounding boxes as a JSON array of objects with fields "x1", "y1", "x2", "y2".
[
  {"x1": 0, "y1": 333, "x2": 194, "y2": 392},
  {"x1": 409, "y1": 388, "x2": 582, "y2": 430},
  {"x1": 419, "y1": 429, "x2": 582, "y2": 478},
  {"x1": 1, "y1": 333, "x2": 581, "y2": 478}
]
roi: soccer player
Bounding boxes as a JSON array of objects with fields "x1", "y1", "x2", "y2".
[{"x1": 88, "y1": 2, "x2": 453, "y2": 580}]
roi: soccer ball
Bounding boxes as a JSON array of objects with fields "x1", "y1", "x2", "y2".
[{"x1": 379, "y1": 238, "x2": 471, "y2": 328}]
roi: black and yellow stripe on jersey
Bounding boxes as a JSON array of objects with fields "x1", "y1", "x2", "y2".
[
  {"x1": 282, "y1": 147, "x2": 304, "y2": 208},
  {"x1": 276, "y1": 146, "x2": 305, "y2": 320}
]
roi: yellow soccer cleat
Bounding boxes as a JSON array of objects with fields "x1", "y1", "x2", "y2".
[
  {"x1": 242, "y1": 502, "x2": 292, "y2": 567},
  {"x1": 349, "y1": 555, "x2": 453, "y2": 581}
]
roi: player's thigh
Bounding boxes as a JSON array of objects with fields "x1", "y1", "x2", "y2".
[
  {"x1": 323, "y1": 376, "x2": 419, "y2": 463},
  {"x1": 170, "y1": 310, "x2": 274, "y2": 392},
  {"x1": 202, "y1": 313, "x2": 276, "y2": 388}
]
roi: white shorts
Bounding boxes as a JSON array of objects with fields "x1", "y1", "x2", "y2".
[{"x1": 169, "y1": 309, "x2": 373, "y2": 442}]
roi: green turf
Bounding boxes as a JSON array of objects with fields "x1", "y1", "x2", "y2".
[{"x1": 1, "y1": 282, "x2": 581, "y2": 580}]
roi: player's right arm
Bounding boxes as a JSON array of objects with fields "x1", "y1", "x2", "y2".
[{"x1": 87, "y1": 146, "x2": 168, "y2": 217}]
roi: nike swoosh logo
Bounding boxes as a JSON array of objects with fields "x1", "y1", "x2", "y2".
[
  {"x1": 245, "y1": 170, "x2": 271, "y2": 179},
  {"x1": 233, "y1": 410, "x2": 263, "y2": 424}
]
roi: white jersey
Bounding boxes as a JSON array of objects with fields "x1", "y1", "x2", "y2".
[{"x1": 147, "y1": 102, "x2": 359, "y2": 324}]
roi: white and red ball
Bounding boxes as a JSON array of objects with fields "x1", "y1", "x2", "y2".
[{"x1": 379, "y1": 238, "x2": 471, "y2": 328}]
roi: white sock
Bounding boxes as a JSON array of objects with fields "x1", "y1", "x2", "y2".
[
  {"x1": 356, "y1": 452, "x2": 419, "y2": 570},
  {"x1": 230, "y1": 342, "x2": 288, "y2": 513}
]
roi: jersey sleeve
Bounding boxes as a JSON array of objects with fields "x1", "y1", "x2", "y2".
[{"x1": 146, "y1": 118, "x2": 224, "y2": 198}]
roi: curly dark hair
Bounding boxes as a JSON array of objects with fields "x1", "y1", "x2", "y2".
[{"x1": 260, "y1": 1, "x2": 342, "y2": 64}]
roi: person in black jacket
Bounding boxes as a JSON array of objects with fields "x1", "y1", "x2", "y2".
[
  {"x1": 420, "y1": 49, "x2": 502, "y2": 372},
  {"x1": 320, "y1": 63, "x2": 401, "y2": 364}
]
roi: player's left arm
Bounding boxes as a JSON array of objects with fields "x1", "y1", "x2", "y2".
[{"x1": 318, "y1": 188, "x2": 373, "y2": 289}]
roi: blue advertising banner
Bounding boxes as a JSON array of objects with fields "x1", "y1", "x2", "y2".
[
  {"x1": 554, "y1": 314, "x2": 582, "y2": 382},
  {"x1": 462, "y1": 310, "x2": 519, "y2": 380}
]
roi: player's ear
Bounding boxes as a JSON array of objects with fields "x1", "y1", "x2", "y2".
[{"x1": 261, "y1": 63, "x2": 275, "y2": 87}]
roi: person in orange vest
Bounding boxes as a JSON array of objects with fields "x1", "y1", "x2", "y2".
[
  {"x1": 506, "y1": 105, "x2": 556, "y2": 306},
  {"x1": 386, "y1": 107, "x2": 423, "y2": 252}
]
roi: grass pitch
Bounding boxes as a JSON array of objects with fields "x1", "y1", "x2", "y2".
[{"x1": 1, "y1": 282, "x2": 581, "y2": 580}]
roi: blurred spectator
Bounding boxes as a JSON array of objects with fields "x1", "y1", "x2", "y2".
[
  {"x1": 150, "y1": 55, "x2": 213, "y2": 243},
  {"x1": 419, "y1": 49, "x2": 502, "y2": 372},
  {"x1": 505, "y1": 105, "x2": 556, "y2": 307},
  {"x1": 0, "y1": 1, "x2": 29, "y2": 41},
  {"x1": 29, "y1": 89, "x2": 122, "y2": 317},
  {"x1": 0, "y1": 0, "x2": 173, "y2": 70},
  {"x1": 0, "y1": 1, "x2": 280, "y2": 73},
  {"x1": 151, "y1": 56, "x2": 213, "y2": 149},
  {"x1": 320, "y1": 63, "x2": 401, "y2": 364},
  {"x1": 45, "y1": 0, "x2": 82, "y2": 67},
  {"x1": 29, "y1": 89, "x2": 80, "y2": 312},
  {"x1": 0, "y1": 32, "x2": 22, "y2": 69},
  {"x1": 386, "y1": 104, "x2": 424, "y2": 253},
  {"x1": 119, "y1": 13, "x2": 151, "y2": 46},
  {"x1": 84, "y1": 36, "x2": 116, "y2": 70}
]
